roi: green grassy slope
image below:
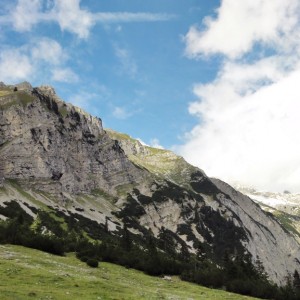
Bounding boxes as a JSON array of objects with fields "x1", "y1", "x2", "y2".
[
  {"x1": 0, "y1": 245, "x2": 259, "y2": 300},
  {"x1": 106, "y1": 129, "x2": 197, "y2": 188}
]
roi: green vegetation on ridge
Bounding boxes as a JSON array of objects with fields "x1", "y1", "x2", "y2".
[
  {"x1": 0, "y1": 89, "x2": 35, "y2": 109},
  {"x1": 106, "y1": 129, "x2": 196, "y2": 188},
  {"x1": 273, "y1": 210, "x2": 300, "y2": 238}
]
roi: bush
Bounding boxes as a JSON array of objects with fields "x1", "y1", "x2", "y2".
[
  {"x1": 79, "y1": 256, "x2": 88, "y2": 262},
  {"x1": 86, "y1": 259, "x2": 99, "y2": 268}
]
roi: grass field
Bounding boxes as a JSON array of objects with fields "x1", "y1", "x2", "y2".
[
  {"x1": 0, "y1": 244, "x2": 259, "y2": 300},
  {"x1": 0, "y1": 90, "x2": 12, "y2": 97}
]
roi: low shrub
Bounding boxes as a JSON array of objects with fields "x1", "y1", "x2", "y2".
[{"x1": 86, "y1": 259, "x2": 99, "y2": 268}]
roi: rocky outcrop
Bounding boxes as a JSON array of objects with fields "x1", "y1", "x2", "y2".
[
  {"x1": 0, "y1": 83, "x2": 147, "y2": 199},
  {"x1": 0, "y1": 82, "x2": 300, "y2": 285},
  {"x1": 13, "y1": 81, "x2": 33, "y2": 91}
]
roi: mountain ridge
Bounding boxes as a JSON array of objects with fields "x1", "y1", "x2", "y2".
[{"x1": 1, "y1": 82, "x2": 300, "y2": 289}]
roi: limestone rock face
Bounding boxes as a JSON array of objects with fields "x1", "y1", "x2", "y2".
[
  {"x1": 212, "y1": 179, "x2": 300, "y2": 284},
  {"x1": 0, "y1": 84, "x2": 146, "y2": 198},
  {"x1": 1, "y1": 82, "x2": 300, "y2": 285}
]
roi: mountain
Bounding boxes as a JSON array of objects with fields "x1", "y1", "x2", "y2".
[
  {"x1": 1, "y1": 82, "x2": 300, "y2": 290},
  {"x1": 234, "y1": 184, "x2": 300, "y2": 242}
]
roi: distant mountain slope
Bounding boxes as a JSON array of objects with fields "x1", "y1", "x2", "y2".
[
  {"x1": 234, "y1": 184, "x2": 300, "y2": 242},
  {"x1": 1, "y1": 82, "x2": 300, "y2": 287}
]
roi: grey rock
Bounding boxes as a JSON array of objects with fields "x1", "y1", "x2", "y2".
[
  {"x1": 0, "y1": 84, "x2": 147, "y2": 199},
  {"x1": 212, "y1": 178, "x2": 300, "y2": 285}
]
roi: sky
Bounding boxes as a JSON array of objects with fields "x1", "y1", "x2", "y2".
[{"x1": 1, "y1": 0, "x2": 300, "y2": 193}]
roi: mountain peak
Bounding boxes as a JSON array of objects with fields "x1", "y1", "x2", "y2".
[{"x1": 35, "y1": 84, "x2": 56, "y2": 95}]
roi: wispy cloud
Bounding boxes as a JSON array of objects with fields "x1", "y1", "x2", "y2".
[
  {"x1": 150, "y1": 138, "x2": 164, "y2": 149},
  {"x1": 0, "y1": 48, "x2": 33, "y2": 82},
  {"x1": 51, "y1": 68, "x2": 79, "y2": 83},
  {"x1": 0, "y1": 0, "x2": 175, "y2": 39},
  {"x1": 11, "y1": 0, "x2": 44, "y2": 32},
  {"x1": 66, "y1": 85, "x2": 111, "y2": 118},
  {"x1": 68, "y1": 89, "x2": 104, "y2": 109},
  {"x1": 31, "y1": 38, "x2": 67, "y2": 65},
  {"x1": 114, "y1": 45, "x2": 138, "y2": 78},
  {"x1": 0, "y1": 38, "x2": 77, "y2": 84},
  {"x1": 112, "y1": 106, "x2": 133, "y2": 120},
  {"x1": 179, "y1": 0, "x2": 300, "y2": 192},
  {"x1": 134, "y1": 137, "x2": 164, "y2": 149},
  {"x1": 93, "y1": 12, "x2": 175, "y2": 23}
]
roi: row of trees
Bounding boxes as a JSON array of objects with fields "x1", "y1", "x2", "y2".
[{"x1": 0, "y1": 211, "x2": 64, "y2": 255}]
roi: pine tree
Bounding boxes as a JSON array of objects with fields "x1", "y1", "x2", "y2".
[
  {"x1": 293, "y1": 270, "x2": 300, "y2": 291},
  {"x1": 104, "y1": 217, "x2": 109, "y2": 233},
  {"x1": 179, "y1": 242, "x2": 190, "y2": 262},
  {"x1": 121, "y1": 223, "x2": 132, "y2": 251}
]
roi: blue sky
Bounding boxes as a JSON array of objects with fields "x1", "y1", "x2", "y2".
[
  {"x1": 1, "y1": 0, "x2": 300, "y2": 192},
  {"x1": 0, "y1": 0, "x2": 220, "y2": 148}
]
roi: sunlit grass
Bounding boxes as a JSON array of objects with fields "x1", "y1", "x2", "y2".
[
  {"x1": 0, "y1": 244, "x2": 259, "y2": 300},
  {"x1": 0, "y1": 90, "x2": 12, "y2": 97}
]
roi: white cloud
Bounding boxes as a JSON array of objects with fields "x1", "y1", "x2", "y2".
[
  {"x1": 150, "y1": 138, "x2": 164, "y2": 149},
  {"x1": 0, "y1": 38, "x2": 77, "y2": 84},
  {"x1": 31, "y1": 38, "x2": 67, "y2": 65},
  {"x1": 112, "y1": 106, "x2": 132, "y2": 119},
  {"x1": 0, "y1": 48, "x2": 33, "y2": 82},
  {"x1": 132, "y1": 137, "x2": 164, "y2": 149},
  {"x1": 11, "y1": 0, "x2": 42, "y2": 32},
  {"x1": 52, "y1": 0, "x2": 94, "y2": 38},
  {"x1": 4, "y1": 0, "x2": 92, "y2": 38},
  {"x1": 180, "y1": 67, "x2": 300, "y2": 193},
  {"x1": 180, "y1": 0, "x2": 300, "y2": 192},
  {"x1": 51, "y1": 67, "x2": 79, "y2": 82},
  {"x1": 136, "y1": 138, "x2": 148, "y2": 146},
  {"x1": 184, "y1": 0, "x2": 300, "y2": 59},
  {"x1": 1, "y1": 0, "x2": 174, "y2": 39}
]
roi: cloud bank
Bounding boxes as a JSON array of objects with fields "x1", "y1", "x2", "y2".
[{"x1": 179, "y1": 0, "x2": 300, "y2": 192}]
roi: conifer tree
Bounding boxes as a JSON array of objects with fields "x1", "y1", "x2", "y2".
[
  {"x1": 293, "y1": 270, "x2": 300, "y2": 292},
  {"x1": 122, "y1": 223, "x2": 132, "y2": 251}
]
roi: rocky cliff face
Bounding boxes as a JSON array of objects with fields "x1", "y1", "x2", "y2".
[
  {"x1": 0, "y1": 82, "x2": 299, "y2": 285},
  {"x1": 0, "y1": 84, "x2": 147, "y2": 199},
  {"x1": 234, "y1": 184, "x2": 300, "y2": 242},
  {"x1": 212, "y1": 179, "x2": 300, "y2": 284}
]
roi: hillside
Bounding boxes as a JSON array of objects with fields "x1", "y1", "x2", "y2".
[
  {"x1": 1, "y1": 82, "x2": 300, "y2": 299},
  {"x1": 0, "y1": 244, "x2": 260, "y2": 300}
]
